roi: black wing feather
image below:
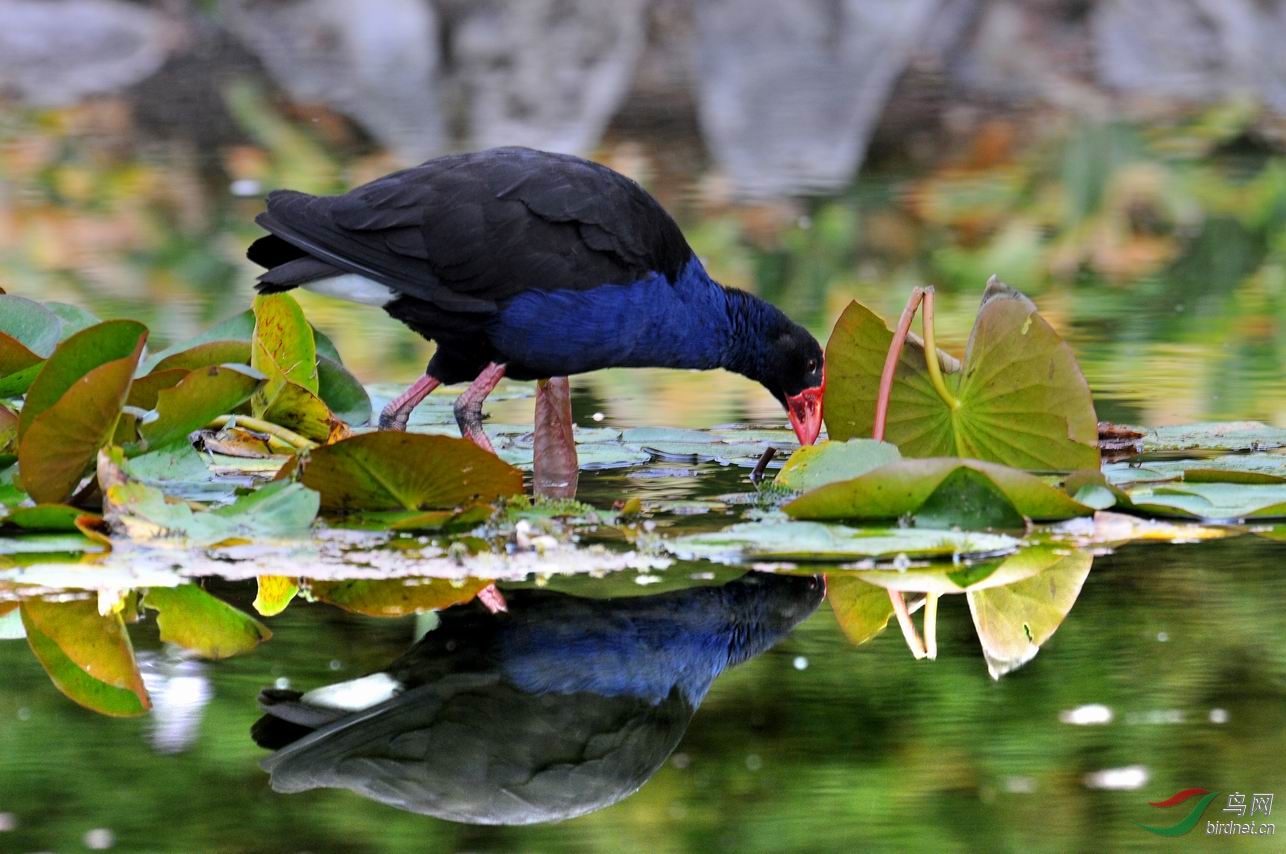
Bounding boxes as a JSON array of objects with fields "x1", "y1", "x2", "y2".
[{"x1": 249, "y1": 147, "x2": 693, "y2": 314}]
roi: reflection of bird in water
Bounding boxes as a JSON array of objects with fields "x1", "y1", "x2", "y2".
[{"x1": 252, "y1": 572, "x2": 824, "y2": 825}]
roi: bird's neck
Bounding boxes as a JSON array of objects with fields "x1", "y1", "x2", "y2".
[{"x1": 716, "y1": 285, "x2": 792, "y2": 386}]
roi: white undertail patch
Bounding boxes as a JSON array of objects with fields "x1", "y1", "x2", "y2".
[
  {"x1": 301, "y1": 274, "x2": 397, "y2": 307},
  {"x1": 300, "y1": 672, "x2": 401, "y2": 711}
]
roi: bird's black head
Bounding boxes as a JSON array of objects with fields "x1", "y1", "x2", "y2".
[
  {"x1": 721, "y1": 288, "x2": 825, "y2": 444},
  {"x1": 762, "y1": 321, "x2": 825, "y2": 445}
]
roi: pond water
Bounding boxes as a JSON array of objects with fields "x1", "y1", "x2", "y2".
[{"x1": 5, "y1": 22, "x2": 1286, "y2": 851}]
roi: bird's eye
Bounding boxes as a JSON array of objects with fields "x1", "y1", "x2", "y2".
[{"x1": 806, "y1": 358, "x2": 818, "y2": 373}]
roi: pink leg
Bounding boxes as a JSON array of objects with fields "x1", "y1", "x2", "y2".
[
  {"x1": 478, "y1": 583, "x2": 508, "y2": 614},
  {"x1": 379, "y1": 374, "x2": 442, "y2": 431},
  {"x1": 454, "y1": 362, "x2": 507, "y2": 453},
  {"x1": 533, "y1": 377, "x2": 578, "y2": 498}
]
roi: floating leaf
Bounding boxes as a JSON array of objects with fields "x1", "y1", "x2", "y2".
[
  {"x1": 665, "y1": 520, "x2": 1019, "y2": 563},
  {"x1": 1, "y1": 503, "x2": 96, "y2": 532},
  {"x1": 296, "y1": 432, "x2": 522, "y2": 513},
  {"x1": 106, "y1": 479, "x2": 318, "y2": 546},
  {"x1": 1104, "y1": 454, "x2": 1286, "y2": 487},
  {"x1": 1142, "y1": 421, "x2": 1286, "y2": 453},
  {"x1": 253, "y1": 576, "x2": 298, "y2": 616},
  {"x1": 143, "y1": 585, "x2": 271, "y2": 658},
  {"x1": 786, "y1": 457, "x2": 1094, "y2": 526},
  {"x1": 824, "y1": 280, "x2": 1099, "y2": 470},
  {"x1": 827, "y1": 576, "x2": 896, "y2": 645},
  {"x1": 20, "y1": 598, "x2": 149, "y2": 716},
  {"x1": 18, "y1": 321, "x2": 147, "y2": 503},
  {"x1": 1121, "y1": 482, "x2": 1286, "y2": 520},
  {"x1": 967, "y1": 548, "x2": 1093, "y2": 679},
  {"x1": 307, "y1": 577, "x2": 493, "y2": 617},
  {"x1": 775, "y1": 439, "x2": 902, "y2": 492},
  {"x1": 140, "y1": 364, "x2": 263, "y2": 450}
]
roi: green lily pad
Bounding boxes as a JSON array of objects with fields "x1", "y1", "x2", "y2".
[
  {"x1": 0, "y1": 296, "x2": 63, "y2": 397},
  {"x1": 1104, "y1": 454, "x2": 1286, "y2": 487},
  {"x1": 1142, "y1": 422, "x2": 1286, "y2": 453},
  {"x1": 785, "y1": 457, "x2": 1095, "y2": 526},
  {"x1": 774, "y1": 439, "x2": 902, "y2": 492},
  {"x1": 1, "y1": 503, "x2": 93, "y2": 532},
  {"x1": 1121, "y1": 482, "x2": 1286, "y2": 520},
  {"x1": 45, "y1": 301, "x2": 101, "y2": 339},
  {"x1": 967, "y1": 547, "x2": 1093, "y2": 678},
  {"x1": 143, "y1": 585, "x2": 271, "y2": 658},
  {"x1": 138, "y1": 364, "x2": 264, "y2": 450},
  {"x1": 665, "y1": 519, "x2": 1019, "y2": 563},
  {"x1": 151, "y1": 340, "x2": 251, "y2": 374},
  {"x1": 20, "y1": 598, "x2": 150, "y2": 716},
  {"x1": 295, "y1": 432, "x2": 523, "y2": 513},
  {"x1": 106, "y1": 479, "x2": 319, "y2": 546},
  {"x1": 17, "y1": 320, "x2": 148, "y2": 503},
  {"x1": 824, "y1": 279, "x2": 1099, "y2": 470},
  {"x1": 126, "y1": 368, "x2": 189, "y2": 410},
  {"x1": 317, "y1": 355, "x2": 372, "y2": 426}
]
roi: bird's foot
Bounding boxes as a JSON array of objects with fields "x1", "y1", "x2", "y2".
[
  {"x1": 378, "y1": 374, "x2": 442, "y2": 432},
  {"x1": 377, "y1": 406, "x2": 410, "y2": 431},
  {"x1": 461, "y1": 423, "x2": 496, "y2": 454}
]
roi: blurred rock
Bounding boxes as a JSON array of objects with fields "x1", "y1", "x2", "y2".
[
  {"x1": 693, "y1": 0, "x2": 941, "y2": 197},
  {"x1": 442, "y1": 0, "x2": 647, "y2": 154},
  {"x1": 221, "y1": 0, "x2": 444, "y2": 163},
  {"x1": 1093, "y1": 0, "x2": 1286, "y2": 112},
  {"x1": 0, "y1": 0, "x2": 176, "y2": 106}
]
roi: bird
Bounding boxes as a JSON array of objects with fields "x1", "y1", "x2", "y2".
[
  {"x1": 247, "y1": 146, "x2": 825, "y2": 451},
  {"x1": 251, "y1": 572, "x2": 824, "y2": 824}
]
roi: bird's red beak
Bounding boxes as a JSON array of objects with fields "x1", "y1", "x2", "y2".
[{"x1": 786, "y1": 383, "x2": 824, "y2": 446}]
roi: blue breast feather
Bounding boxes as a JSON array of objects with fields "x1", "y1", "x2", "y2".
[{"x1": 485, "y1": 256, "x2": 732, "y2": 377}]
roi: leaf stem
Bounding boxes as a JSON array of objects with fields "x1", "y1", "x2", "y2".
[
  {"x1": 924, "y1": 592, "x2": 940, "y2": 660},
  {"x1": 921, "y1": 288, "x2": 959, "y2": 411},
  {"x1": 873, "y1": 287, "x2": 925, "y2": 441},
  {"x1": 889, "y1": 589, "x2": 927, "y2": 659},
  {"x1": 208, "y1": 415, "x2": 318, "y2": 451}
]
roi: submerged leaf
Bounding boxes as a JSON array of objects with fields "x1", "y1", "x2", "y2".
[
  {"x1": 297, "y1": 432, "x2": 522, "y2": 513},
  {"x1": 20, "y1": 598, "x2": 149, "y2": 716},
  {"x1": 1122, "y1": 482, "x2": 1286, "y2": 520},
  {"x1": 143, "y1": 585, "x2": 271, "y2": 658}
]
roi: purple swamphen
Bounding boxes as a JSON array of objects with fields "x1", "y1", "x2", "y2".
[{"x1": 247, "y1": 147, "x2": 825, "y2": 450}]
